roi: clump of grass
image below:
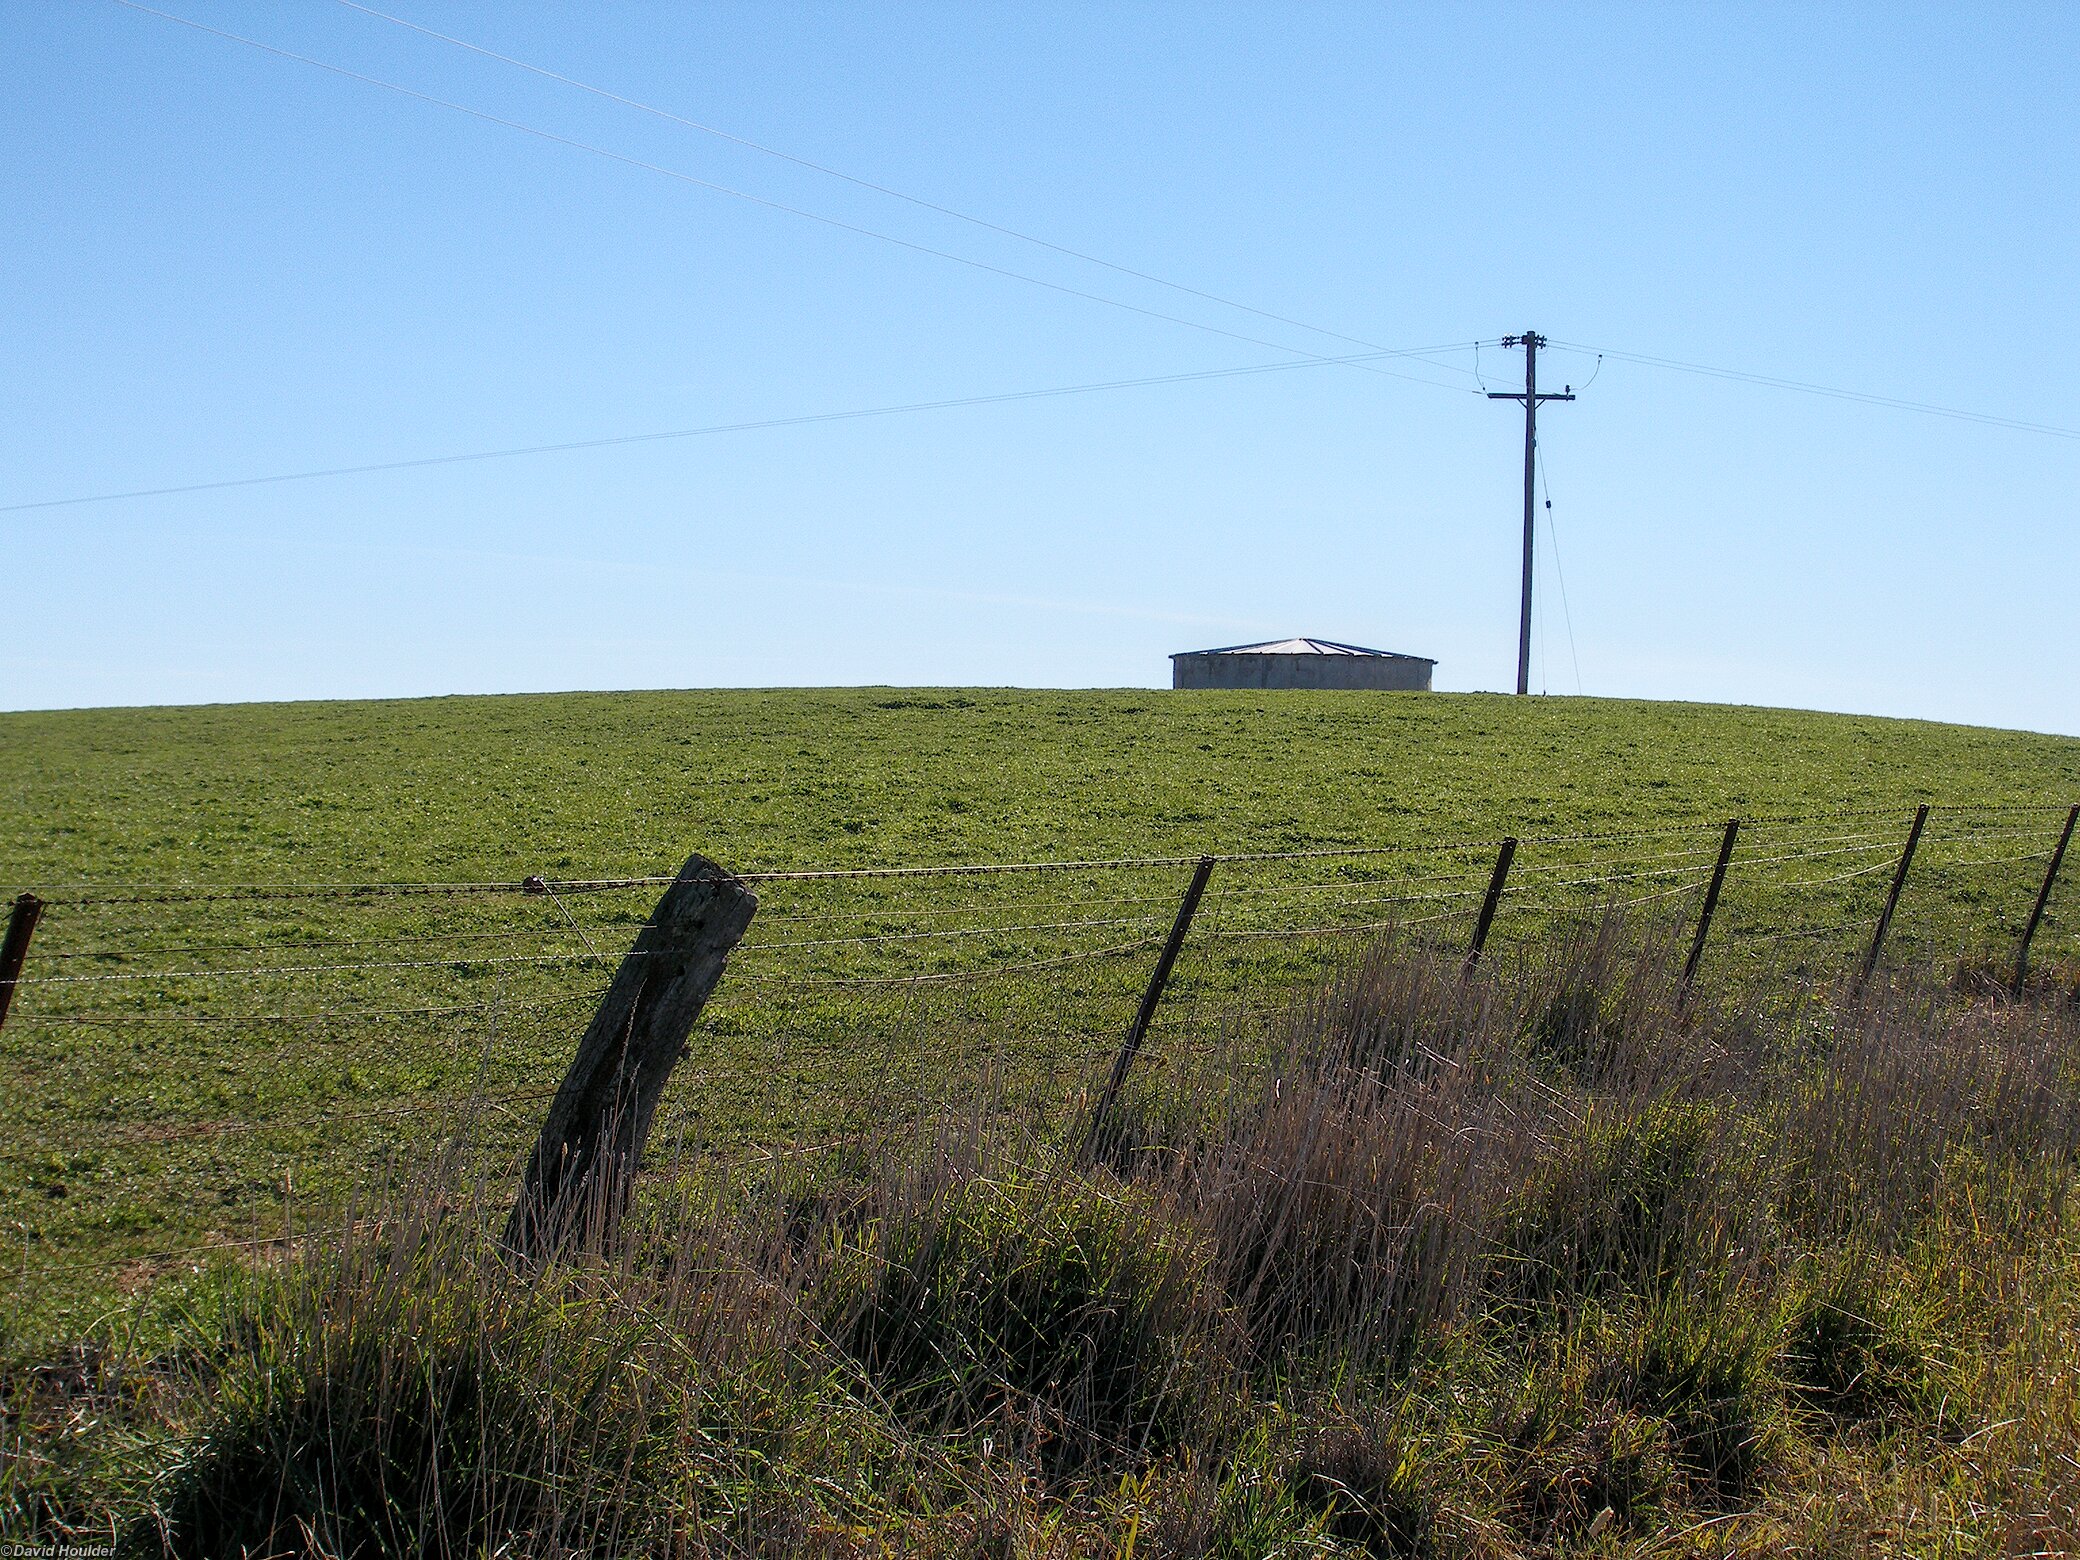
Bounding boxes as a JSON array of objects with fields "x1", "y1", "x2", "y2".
[
  {"x1": 1779, "y1": 1265, "x2": 1937, "y2": 1430},
  {"x1": 1614, "y1": 1299, "x2": 1775, "y2": 1505},
  {"x1": 1289, "y1": 1409, "x2": 1437, "y2": 1556},
  {"x1": 825, "y1": 1156, "x2": 1216, "y2": 1478},
  {"x1": 135, "y1": 1228, "x2": 685, "y2": 1556},
  {"x1": 1499, "y1": 1390, "x2": 1680, "y2": 1544},
  {"x1": 1, "y1": 1337, "x2": 163, "y2": 1544},
  {"x1": 1492, "y1": 1099, "x2": 1751, "y2": 1315},
  {"x1": 1519, "y1": 911, "x2": 1684, "y2": 1086},
  {"x1": 1464, "y1": 1296, "x2": 1767, "y2": 1539},
  {"x1": 117, "y1": 1184, "x2": 947, "y2": 1559}
]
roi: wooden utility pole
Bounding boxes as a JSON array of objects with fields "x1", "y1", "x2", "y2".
[{"x1": 1488, "y1": 332, "x2": 1576, "y2": 696}]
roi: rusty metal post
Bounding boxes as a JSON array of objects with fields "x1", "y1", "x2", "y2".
[
  {"x1": 2013, "y1": 804, "x2": 2079, "y2": 996},
  {"x1": 1463, "y1": 837, "x2": 1518, "y2": 976},
  {"x1": 1860, "y1": 805, "x2": 1930, "y2": 984},
  {"x1": 1085, "y1": 855, "x2": 1215, "y2": 1159},
  {"x1": 1682, "y1": 819, "x2": 1741, "y2": 986},
  {"x1": 0, "y1": 893, "x2": 44, "y2": 1034}
]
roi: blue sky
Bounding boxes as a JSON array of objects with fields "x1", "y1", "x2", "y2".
[{"x1": 5, "y1": 2, "x2": 2076, "y2": 732}]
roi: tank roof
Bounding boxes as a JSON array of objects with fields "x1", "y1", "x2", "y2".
[{"x1": 1172, "y1": 637, "x2": 1435, "y2": 662}]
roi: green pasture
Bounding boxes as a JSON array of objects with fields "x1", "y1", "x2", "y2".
[
  {"x1": 2, "y1": 688, "x2": 2076, "y2": 1334},
  {"x1": 7, "y1": 687, "x2": 2079, "y2": 880}
]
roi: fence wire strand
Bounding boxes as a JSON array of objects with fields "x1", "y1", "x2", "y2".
[{"x1": 6, "y1": 796, "x2": 2074, "y2": 1301}]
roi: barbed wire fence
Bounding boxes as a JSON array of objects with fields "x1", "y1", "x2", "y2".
[{"x1": 1, "y1": 800, "x2": 2073, "y2": 1322}]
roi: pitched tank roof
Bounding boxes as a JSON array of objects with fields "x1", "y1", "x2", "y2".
[{"x1": 1172, "y1": 637, "x2": 1435, "y2": 662}]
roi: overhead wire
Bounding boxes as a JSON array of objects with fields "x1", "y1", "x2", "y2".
[
  {"x1": 1534, "y1": 436, "x2": 1585, "y2": 695},
  {"x1": 108, "y1": 2, "x2": 1480, "y2": 399},
  {"x1": 337, "y1": 0, "x2": 1479, "y2": 370},
  {"x1": 1534, "y1": 468, "x2": 1552, "y2": 696},
  {"x1": 1551, "y1": 341, "x2": 2080, "y2": 442},
  {"x1": 39, "y1": 0, "x2": 2079, "y2": 563},
  {"x1": 2, "y1": 346, "x2": 1471, "y2": 515}
]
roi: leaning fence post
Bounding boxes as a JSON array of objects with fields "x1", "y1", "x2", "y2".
[
  {"x1": 1463, "y1": 837, "x2": 1518, "y2": 977},
  {"x1": 1084, "y1": 854, "x2": 1215, "y2": 1159},
  {"x1": 1682, "y1": 819, "x2": 1741, "y2": 986},
  {"x1": 0, "y1": 893, "x2": 44, "y2": 1035},
  {"x1": 504, "y1": 855, "x2": 756, "y2": 1264},
  {"x1": 2013, "y1": 803, "x2": 2079, "y2": 996},
  {"x1": 1860, "y1": 804, "x2": 1930, "y2": 985}
]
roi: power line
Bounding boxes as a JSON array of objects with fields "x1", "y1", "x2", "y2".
[
  {"x1": 338, "y1": 0, "x2": 1473, "y2": 372},
  {"x1": 0, "y1": 344, "x2": 1468, "y2": 514},
  {"x1": 1534, "y1": 495, "x2": 1550, "y2": 696},
  {"x1": 110, "y1": 1, "x2": 1480, "y2": 397},
  {"x1": 86, "y1": 8, "x2": 2080, "y2": 471},
  {"x1": 1553, "y1": 341, "x2": 2080, "y2": 441},
  {"x1": 1535, "y1": 439, "x2": 1585, "y2": 696},
  {"x1": 326, "y1": 11, "x2": 2080, "y2": 447}
]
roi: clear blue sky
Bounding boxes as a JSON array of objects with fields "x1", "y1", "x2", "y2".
[{"x1": 6, "y1": 2, "x2": 2076, "y2": 732}]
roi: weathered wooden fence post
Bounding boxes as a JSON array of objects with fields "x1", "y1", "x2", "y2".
[
  {"x1": 1860, "y1": 805, "x2": 1930, "y2": 985},
  {"x1": 0, "y1": 892, "x2": 44, "y2": 1035},
  {"x1": 504, "y1": 855, "x2": 756, "y2": 1263},
  {"x1": 1682, "y1": 819, "x2": 1741, "y2": 986},
  {"x1": 1084, "y1": 855, "x2": 1215, "y2": 1159},
  {"x1": 2013, "y1": 803, "x2": 2078, "y2": 996},
  {"x1": 1463, "y1": 837, "x2": 1518, "y2": 977}
]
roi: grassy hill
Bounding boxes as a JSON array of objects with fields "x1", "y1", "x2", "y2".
[
  {"x1": 5, "y1": 688, "x2": 2077, "y2": 884},
  {"x1": 3, "y1": 690, "x2": 2078, "y2": 1325},
  {"x1": 6, "y1": 689, "x2": 2080, "y2": 1550}
]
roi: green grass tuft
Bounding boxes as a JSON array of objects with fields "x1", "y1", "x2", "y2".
[{"x1": 828, "y1": 1166, "x2": 1211, "y2": 1478}]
